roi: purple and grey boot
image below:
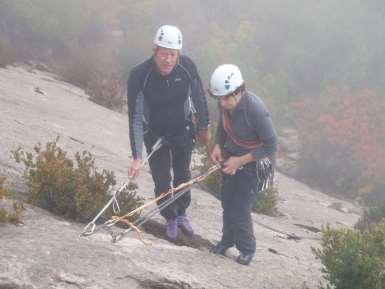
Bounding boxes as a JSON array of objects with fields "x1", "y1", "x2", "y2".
[
  {"x1": 165, "y1": 218, "x2": 178, "y2": 241},
  {"x1": 177, "y1": 215, "x2": 194, "y2": 236}
]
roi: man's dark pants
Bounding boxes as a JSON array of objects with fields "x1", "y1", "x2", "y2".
[
  {"x1": 145, "y1": 130, "x2": 193, "y2": 221},
  {"x1": 220, "y1": 162, "x2": 257, "y2": 255}
]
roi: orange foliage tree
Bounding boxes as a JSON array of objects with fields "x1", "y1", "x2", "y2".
[{"x1": 293, "y1": 87, "x2": 385, "y2": 202}]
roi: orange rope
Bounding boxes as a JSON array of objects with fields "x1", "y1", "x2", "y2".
[{"x1": 111, "y1": 164, "x2": 221, "y2": 227}]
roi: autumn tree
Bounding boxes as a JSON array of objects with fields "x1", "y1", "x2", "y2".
[{"x1": 294, "y1": 87, "x2": 385, "y2": 202}]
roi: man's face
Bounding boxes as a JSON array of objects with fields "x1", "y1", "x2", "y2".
[
  {"x1": 218, "y1": 93, "x2": 241, "y2": 111},
  {"x1": 153, "y1": 46, "x2": 179, "y2": 76}
]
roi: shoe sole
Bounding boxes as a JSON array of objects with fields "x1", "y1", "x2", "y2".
[
  {"x1": 236, "y1": 256, "x2": 254, "y2": 265},
  {"x1": 210, "y1": 246, "x2": 230, "y2": 256}
]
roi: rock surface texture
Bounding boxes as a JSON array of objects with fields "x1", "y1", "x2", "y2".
[{"x1": 0, "y1": 66, "x2": 360, "y2": 289}]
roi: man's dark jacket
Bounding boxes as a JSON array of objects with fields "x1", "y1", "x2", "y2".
[{"x1": 127, "y1": 55, "x2": 209, "y2": 159}]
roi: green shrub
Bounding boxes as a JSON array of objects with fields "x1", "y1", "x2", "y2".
[
  {"x1": 12, "y1": 138, "x2": 143, "y2": 222},
  {"x1": 355, "y1": 200, "x2": 385, "y2": 232},
  {"x1": 0, "y1": 176, "x2": 24, "y2": 224},
  {"x1": 313, "y1": 223, "x2": 385, "y2": 289},
  {"x1": 253, "y1": 187, "x2": 279, "y2": 216},
  {"x1": 57, "y1": 46, "x2": 125, "y2": 111},
  {"x1": 107, "y1": 182, "x2": 143, "y2": 222}
]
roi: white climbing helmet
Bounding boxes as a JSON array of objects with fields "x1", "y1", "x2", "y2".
[
  {"x1": 209, "y1": 64, "x2": 244, "y2": 97},
  {"x1": 153, "y1": 25, "x2": 183, "y2": 50}
]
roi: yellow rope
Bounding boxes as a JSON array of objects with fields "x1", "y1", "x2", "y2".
[
  {"x1": 111, "y1": 216, "x2": 152, "y2": 245},
  {"x1": 113, "y1": 164, "x2": 220, "y2": 224},
  {"x1": 110, "y1": 164, "x2": 221, "y2": 241}
]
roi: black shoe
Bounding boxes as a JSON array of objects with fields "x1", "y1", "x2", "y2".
[
  {"x1": 236, "y1": 252, "x2": 254, "y2": 265},
  {"x1": 210, "y1": 243, "x2": 230, "y2": 255}
]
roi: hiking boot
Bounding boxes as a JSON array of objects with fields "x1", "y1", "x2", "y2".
[
  {"x1": 210, "y1": 243, "x2": 230, "y2": 256},
  {"x1": 165, "y1": 218, "x2": 178, "y2": 241},
  {"x1": 176, "y1": 215, "x2": 194, "y2": 236},
  {"x1": 236, "y1": 252, "x2": 254, "y2": 265}
]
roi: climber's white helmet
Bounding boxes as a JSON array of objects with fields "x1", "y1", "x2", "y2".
[
  {"x1": 154, "y1": 25, "x2": 183, "y2": 50},
  {"x1": 209, "y1": 64, "x2": 244, "y2": 97}
]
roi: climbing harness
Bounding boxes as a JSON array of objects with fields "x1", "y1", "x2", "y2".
[
  {"x1": 80, "y1": 137, "x2": 164, "y2": 237},
  {"x1": 222, "y1": 110, "x2": 274, "y2": 191},
  {"x1": 222, "y1": 110, "x2": 263, "y2": 150}
]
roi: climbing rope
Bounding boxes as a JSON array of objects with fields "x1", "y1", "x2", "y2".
[
  {"x1": 109, "y1": 164, "x2": 221, "y2": 243},
  {"x1": 81, "y1": 163, "x2": 221, "y2": 243},
  {"x1": 80, "y1": 137, "x2": 164, "y2": 237}
]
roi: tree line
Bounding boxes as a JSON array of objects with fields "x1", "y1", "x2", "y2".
[{"x1": 0, "y1": 0, "x2": 384, "y2": 201}]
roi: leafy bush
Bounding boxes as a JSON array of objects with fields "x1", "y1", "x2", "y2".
[
  {"x1": 355, "y1": 200, "x2": 385, "y2": 232},
  {"x1": 313, "y1": 223, "x2": 385, "y2": 289},
  {"x1": 253, "y1": 187, "x2": 279, "y2": 216},
  {"x1": 0, "y1": 176, "x2": 24, "y2": 224},
  {"x1": 12, "y1": 138, "x2": 143, "y2": 222},
  {"x1": 56, "y1": 45, "x2": 125, "y2": 111}
]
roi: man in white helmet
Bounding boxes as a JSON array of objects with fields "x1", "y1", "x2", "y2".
[
  {"x1": 127, "y1": 25, "x2": 210, "y2": 241},
  {"x1": 209, "y1": 64, "x2": 277, "y2": 265}
]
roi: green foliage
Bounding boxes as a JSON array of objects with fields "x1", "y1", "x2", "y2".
[
  {"x1": 2, "y1": 0, "x2": 385, "y2": 120},
  {"x1": 253, "y1": 187, "x2": 279, "y2": 216},
  {"x1": 12, "y1": 138, "x2": 143, "y2": 222},
  {"x1": 109, "y1": 182, "x2": 143, "y2": 221},
  {"x1": 0, "y1": 176, "x2": 24, "y2": 224},
  {"x1": 356, "y1": 201, "x2": 385, "y2": 232},
  {"x1": 314, "y1": 223, "x2": 385, "y2": 289},
  {"x1": 1, "y1": 1, "x2": 385, "y2": 204}
]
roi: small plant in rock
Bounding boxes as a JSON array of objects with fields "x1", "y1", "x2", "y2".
[
  {"x1": 253, "y1": 187, "x2": 279, "y2": 216},
  {"x1": 0, "y1": 176, "x2": 24, "y2": 224},
  {"x1": 313, "y1": 223, "x2": 385, "y2": 289},
  {"x1": 12, "y1": 137, "x2": 143, "y2": 222}
]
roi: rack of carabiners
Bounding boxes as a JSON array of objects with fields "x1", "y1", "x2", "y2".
[
  {"x1": 256, "y1": 157, "x2": 274, "y2": 191},
  {"x1": 80, "y1": 136, "x2": 221, "y2": 243}
]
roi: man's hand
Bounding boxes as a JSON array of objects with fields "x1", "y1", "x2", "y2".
[
  {"x1": 222, "y1": 156, "x2": 243, "y2": 175},
  {"x1": 210, "y1": 144, "x2": 224, "y2": 164},
  {"x1": 128, "y1": 158, "x2": 142, "y2": 179},
  {"x1": 197, "y1": 128, "x2": 211, "y2": 146}
]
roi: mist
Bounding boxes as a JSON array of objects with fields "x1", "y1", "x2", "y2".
[{"x1": 0, "y1": 0, "x2": 384, "y2": 201}]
